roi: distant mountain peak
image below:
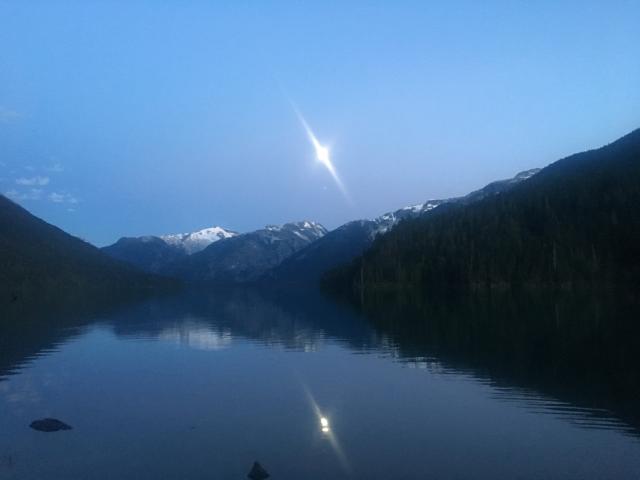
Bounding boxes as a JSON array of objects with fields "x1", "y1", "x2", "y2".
[
  {"x1": 284, "y1": 220, "x2": 328, "y2": 233},
  {"x1": 167, "y1": 220, "x2": 328, "y2": 283},
  {"x1": 161, "y1": 226, "x2": 238, "y2": 255}
]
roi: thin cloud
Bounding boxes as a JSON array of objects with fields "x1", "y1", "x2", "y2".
[
  {"x1": 16, "y1": 176, "x2": 50, "y2": 186},
  {"x1": 6, "y1": 188, "x2": 43, "y2": 201},
  {"x1": 48, "y1": 192, "x2": 78, "y2": 204},
  {"x1": 48, "y1": 192, "x2": 65, "y2": 203}
]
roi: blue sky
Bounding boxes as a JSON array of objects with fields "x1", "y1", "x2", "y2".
[{"x1": 1, "y1": 1, "x2": 639, "y2": 246}]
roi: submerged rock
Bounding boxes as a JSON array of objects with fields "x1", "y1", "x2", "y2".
[
  {"x1": 30, "y1": 418, "x2": 72, "y2": 432},
  {"x1": 247, "y1": 461, "x2": 270, "y2": 480}
]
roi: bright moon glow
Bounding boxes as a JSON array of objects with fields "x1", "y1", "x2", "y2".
[
  {"x1": 320, "y1": 416, "x2": 330, "y2": 433},
  {"x1": 315, "y1": 143, "x2": 330, "y2": 166},
  {"x1": 301, "y1": 385, "x2": 349, "y2": 471},
  {"x1": 292, "y1": 106, "x2": 351, "y2": 203}
]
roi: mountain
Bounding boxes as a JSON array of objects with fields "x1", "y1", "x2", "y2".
[
  {"x1": 460, "y1": 168, "x2": 540, "y2": 204},
  {"x1": 167, "y1": 221, "x2": 327, "y2": 283},
  {"x1": 323, "y1": 129, "x2": 640, "y2": 291},
  {"x1": 102, "y1": 236, "x2": 185, "y2": 273},
  {"x1": 0, "y1": 195, "x2": 175, "y2": 304},
  {"x1": 102, "y1": 169, "x2": 538, "y2": 285},
  {"x1": 263, "y1": 169, "x2": 539, "y2": 285},
  {"x1": 102, "y1": 226, "x2": 237, "y2": 273},
  {"x1": 160, "y1": 226, "x2": 237, "y2": 255}
]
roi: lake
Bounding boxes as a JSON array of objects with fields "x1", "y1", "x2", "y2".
[{"x1": 1, "y1": 288, "x2": 639, "y2": 479}]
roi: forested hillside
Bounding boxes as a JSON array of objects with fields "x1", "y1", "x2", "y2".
[{"x1": 324, "y1": 129, "x2": 640, "y2": 291}]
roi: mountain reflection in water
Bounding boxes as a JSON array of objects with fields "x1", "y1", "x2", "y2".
[
  {"x1": 350, "y1": 288, "x2": 640, "y2": 437},
  {"x1": 1, "y1": 287, "x2": 639, "y2": 479}
]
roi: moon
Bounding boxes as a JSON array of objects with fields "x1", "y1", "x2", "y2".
[
  {"x1": 310, "y1": 135, "x2": 335, "y2": 176},
  {"x1": 314, "y1": 142, "x2": 331, "y2": 166},
  {"x1": 292, "y1": 107, "x2": 350, "y2": 202}
]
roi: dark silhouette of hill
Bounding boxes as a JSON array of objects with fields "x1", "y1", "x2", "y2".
[
  {"x1": 324, "y1": 129, "x2": 640, "y2": 290},
  {"x1": 102, "y1": 235, "x2": 186, "y2": 273},
  {"x1": 0, "y1": 194, "x2": 176, "y2": 304}
]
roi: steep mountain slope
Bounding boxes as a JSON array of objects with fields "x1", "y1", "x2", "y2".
[
  {"x1": 264, "y1": 169, "x2": 539, "y2": 285},
  {"x1": 324, "y1": 129, "x2": 640, "y2": 290},
  {"x1": 0, "y1": 195, "x2": 174, "y2": 303},
  {"x1": 102, "y1": 225, "x2": 238, "y2": 273},
  {"x1": 167, "y1": 221, "x2": 327, "y2": 283}
]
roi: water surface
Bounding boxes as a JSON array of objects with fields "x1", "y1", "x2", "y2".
[{"x1": 1, "y1": 289, "x2": 639, "y2": 479}]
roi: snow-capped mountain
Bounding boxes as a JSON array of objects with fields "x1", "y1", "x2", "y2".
[
  {"x1": 166, "y1": 221, "x2": 327, "y2": 283},
  {"x1": 161, "y1": 226, "x2": 238, "y2": 255},
  {"x1": 263, "y1": 221, "x2": 328, "y2": 243},
  {"x1": 102, "y1": 225, "x2": 237, "y2": 273}
]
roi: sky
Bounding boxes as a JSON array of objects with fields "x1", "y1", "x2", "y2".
[{"x1": 1, "y1": 1, "x2": 639, "y2": 246}]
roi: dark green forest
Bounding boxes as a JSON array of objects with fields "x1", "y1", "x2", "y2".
[{"x1": 324, "y1": 129, "x2": 640, "y2": 291}]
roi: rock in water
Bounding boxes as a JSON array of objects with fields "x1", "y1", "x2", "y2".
[
  {"x1": 247, "y1": 461, "x2": 270, "y2": 480},
  {"x1": 30, "y1": 418, "x2": 72, "y2": 432}
]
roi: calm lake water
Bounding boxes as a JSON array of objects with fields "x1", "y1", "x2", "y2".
[{"x1": 1, "y1": 288, "x2": 640, "y2": 479}]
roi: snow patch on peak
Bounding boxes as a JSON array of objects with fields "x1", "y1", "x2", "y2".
[
  {"x1": 260, "y1": 221, "x2": 328, "y2": 243},
  {"x1": 402, "y1": 203, "x2": 424, "y2": 212},
  {"x1": 161, "y1": 226, "x2": 238, "y2": 255},
  {"x1": 291, "y1": 220, "x2": 327, "y2": 233},
  {"x1": 366, "y1": 168, "x2": 540, "y2": 240},
  {"x1": 513, "y1": 168, "x2": 541, "y2": 181},
  {"x1": 364, "y1": 198, "x2": 452, "y2": 240}
]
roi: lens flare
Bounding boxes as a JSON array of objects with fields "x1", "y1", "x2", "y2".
[
  {"x1": 299, "y1": 383, "x2": 351, "y2": 474},
  {"x1": 320, "y1": 416, "x2": 330, "y2": 433},
  {"x1": 292, "y1": 107, "x2": 351, "y2": 203}
]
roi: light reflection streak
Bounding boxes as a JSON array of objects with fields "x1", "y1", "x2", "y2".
[{"x1": 301, "y1": 383, "x2": 351, "y2": 474}]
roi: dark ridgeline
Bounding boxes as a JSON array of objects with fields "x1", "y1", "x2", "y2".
[
  {"x1": 323, "y1": 128, "x2": 640, "y2": 291},
  {"x1": 0, "y1": 194, "x2": 177, "y2": 305}
]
